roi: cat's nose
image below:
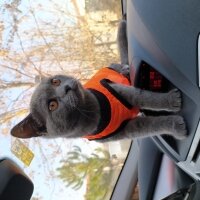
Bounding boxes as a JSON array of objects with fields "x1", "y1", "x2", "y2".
[{"x1": 65, "y1": 85, "x2": 71, "y2": 93}]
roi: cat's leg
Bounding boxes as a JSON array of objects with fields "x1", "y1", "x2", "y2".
[
  {"x1": 117, "y1": 19, "x2": 128, "y2": 65},
  {"x1": 102, "y1": 115, "x2": 187, "y2": 142},
  {"x1": 108, "y1": 63, "x2": 124, "y2": 73},
  {"x1": 108, "y1": 63, "x2": 130, "y2": 77},
  {"x1": 110, "y1": 83, "x2": 181, "y2": 112}
]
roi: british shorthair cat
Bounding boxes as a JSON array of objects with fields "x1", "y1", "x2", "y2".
[{"x1": 11, "y1": 20, "x2": 187, "y2": 141}]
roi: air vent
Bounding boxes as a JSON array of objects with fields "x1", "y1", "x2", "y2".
[
  {"x1": 192, "y1": 139, "x2": 200, "y2": 163},
  {"x1": 177, "y1": 120, "x2": 200, "y2": 180}
]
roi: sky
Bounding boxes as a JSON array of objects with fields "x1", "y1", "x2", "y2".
[
  {"x1": 0, "y1": 0, "x2": 97, "y2": 199},
  {"x1": 0, "y1": 0, "x2": 130, "y2": 199}
]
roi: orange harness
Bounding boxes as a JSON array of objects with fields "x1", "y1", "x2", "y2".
[{"x1": 83, "y1": 67, "x2": 139, "y2": 140}]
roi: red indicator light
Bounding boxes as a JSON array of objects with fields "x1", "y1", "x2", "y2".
[
  {"x1": 149, "y1": 69, "x2": 163, "y2": 90},
  {"x1": 150, "y1": 72, "x2": 155, "y2": 79},
  {"x1": 139, "y1": 62, "x2": 168, "y2": 92}
]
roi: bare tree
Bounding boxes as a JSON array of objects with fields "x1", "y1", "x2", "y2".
[
  {"x1": 0, "y1": 1, "x2": 122, "y2": 199},
  {"x1": 0, "y1": 0, "x2": 121, "y2": 130}
]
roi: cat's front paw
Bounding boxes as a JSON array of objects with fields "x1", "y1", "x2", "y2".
[
  {"x1": 172, "y1": 116, "x2": 187, "y2": 140},
  {"x1": 167, "y1": 89, "x2": 182, "y2": 112},
  {"x1": 121, "y1": 64, "x2": 130, "y2": 77}
]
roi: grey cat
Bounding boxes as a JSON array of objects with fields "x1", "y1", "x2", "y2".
[{"x1": 11, "y1": 20, "x2": 187, "y2": 141}]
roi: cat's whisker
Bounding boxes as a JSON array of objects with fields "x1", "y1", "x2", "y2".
[
  {"x1": 76, "y1": 107, "x2": 97, "y2": 113},
  {"x1": 65, "y1": 94, "x2": 97, "y2": 119},
  {"x1": 74, "y1": 106, "x2": 98, "y2": 121}
]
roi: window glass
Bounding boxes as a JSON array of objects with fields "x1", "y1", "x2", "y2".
[{"x1": 0, "y1": 1, "x2": 132, "y2": 199}]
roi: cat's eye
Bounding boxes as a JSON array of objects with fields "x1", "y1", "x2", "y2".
[
  {"x1": 51, "y1": 78, "x2": 61, "y2": 86},
  {"x1": 48, "y1": 100, "x2": 58, "y2": 111}
]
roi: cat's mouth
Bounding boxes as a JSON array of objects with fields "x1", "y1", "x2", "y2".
[
  {"x1": 65, "y1": 91, "x2": 79, "y2": 108},
  {"x1": 63, "y1": 85, "x2": 85, "y2": 110}
]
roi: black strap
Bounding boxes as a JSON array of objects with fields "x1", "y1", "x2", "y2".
[
  {"x1": 100, "y1": 79, "x2": 133, "y2": 109},
  {"x1": 88, "y1": 89, "x2": 111, "y2": 135}
]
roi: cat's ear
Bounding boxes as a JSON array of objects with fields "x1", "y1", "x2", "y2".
[{"x1": 11, "y1": 114, "x2": 45, "y2": 138}]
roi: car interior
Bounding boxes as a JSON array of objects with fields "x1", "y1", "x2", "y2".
[
  {"x1": 0, "y1": 158, "x2": 34, "y2": 200},
  {"x1": 111, "y1": 0, "x2": 200, "y2": 200},
  {"x1": 1, "y1": 0, "x2": 200, "y2": 200}
]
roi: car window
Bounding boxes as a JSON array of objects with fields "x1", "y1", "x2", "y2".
[{"x1": 0, "y1": 1, "x2": 132, "y2": 200}]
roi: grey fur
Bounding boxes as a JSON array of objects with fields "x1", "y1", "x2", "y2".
[
  {"x1": 11, "y1": 20, "x2": 187, "y2": 141},
  {"x1": 30, "y1": 75, "x2": 100, "y2": 138},
  {"x1": 27, "y1": 70, "x2": 187, "y2": 140},
  {"x1": 117, "y1": 20, "x2": 128, "y2": 65}
]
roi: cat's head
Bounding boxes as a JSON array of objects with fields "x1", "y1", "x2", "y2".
[{"x1": 11, "y1": 75, "x2": 99, "y2": 139}]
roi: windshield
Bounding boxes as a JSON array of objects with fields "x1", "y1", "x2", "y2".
[{"x1": 0, "y1": 1, "x2": 132, "y2": 199}]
